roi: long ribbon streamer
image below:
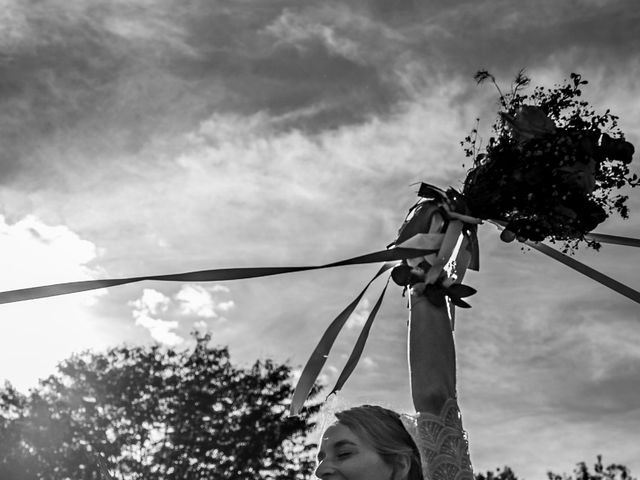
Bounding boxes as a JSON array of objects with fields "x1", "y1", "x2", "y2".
[
  {"x1": 327, "y1": 276, "x2": 390, "y2": 399},
  {"x1": 0, "y1": 248, "x2": 434, "y2": 305},
  {"x1": 526, "y1": 240, "x2": 640, "y2": 304},
  {"x1": 464, "y1": 225, "x2": 480, "y2": 271},
  {"x1": 489, "y1": 220, "x2": 640, "y2": 250},
  {"x1": 395, "y1": 233, "x2": 444, "y2": 251},
  {"x1": 447, "y1": 235, "x2": 472, "y2": 330},
  {"x1": 289, "y1": 263, "x2": 394, "y2": 416},
  {"x1": 585, "y1": 233, "x2": 640, "y2": 248},
  {"x1": 488, "y1": 220, "x2": 640, "y2": 304},
  {"x1": 425, "y1": 220, "x2": 464, "y2": 284}
]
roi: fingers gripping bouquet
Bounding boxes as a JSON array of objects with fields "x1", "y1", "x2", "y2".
[{"x1": 389, "y1": 184, "x2": 480, "y2": 322}]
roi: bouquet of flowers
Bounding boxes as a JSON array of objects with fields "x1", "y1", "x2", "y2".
[{"x1": 461, "y1": 71, "x2": 637, "y2": 252}]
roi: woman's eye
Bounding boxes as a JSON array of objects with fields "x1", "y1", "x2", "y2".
[{"x1": 337, "y1": 452, "x2": 352, "y2": 459}]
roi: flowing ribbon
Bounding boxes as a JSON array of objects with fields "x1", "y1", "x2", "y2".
[
  {"x1": 293, "y1": 185, "x2": 483, "y2": 414},
  {"x1": 290, "y1": 263, "x2": 394, "y2": 416},
  {"x1": 425, "y1": 220, "x2": 464, "y2": 285},
  {"x1": 585, "y1": 233, "x2": 640, "y2": 248},
  {"x1": 525, "y1": 241, "x2": 640, "y2": 304},
  {"x1": 0, "y1": 248, "x2": 435, "y2": 305},
  {"x1": 326, "y1": 276, "x2": 391, "y2": 399},
  {"x1": 490, "y1": 221, "x2": 640, "y2": 305},
  {"x1": 1, "y1": 248, "x2": 434, "y2": 416},
  {"x1": 446, "y1": 233, "x2": 472, "y2": 328}
]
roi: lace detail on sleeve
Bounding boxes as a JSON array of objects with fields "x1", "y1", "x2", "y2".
[{"x1": 414, "y1": 398, "x2": 473, "y2": 480}]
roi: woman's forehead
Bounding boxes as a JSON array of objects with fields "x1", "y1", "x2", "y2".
[{"x1": 320, "y1": 423, "x2": 361, "y2": 447}]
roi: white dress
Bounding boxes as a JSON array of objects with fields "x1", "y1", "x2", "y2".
[{"x1": 404, "y1": 398, "x2": 474, "y2": 480}]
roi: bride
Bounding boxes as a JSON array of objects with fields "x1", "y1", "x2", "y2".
[{"x1": 315, "y1": 287, "x2": 473, "y2": 480}]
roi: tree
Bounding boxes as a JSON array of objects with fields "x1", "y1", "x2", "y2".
[
  {"x1": 475, "y1": 466, "x2": 519, "y2": 480},
  {"x1": 0, "y1": 332, "x2": 321, "y2": 480},
  {"x1": 474, "y1": 457, "x2": 636, "y2": 480},
  {"x1": 548, "y1": 455, "x2": 636, "y2": 480}
]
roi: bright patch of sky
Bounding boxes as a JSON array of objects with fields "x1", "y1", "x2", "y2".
[{"x1": 0, "y1": 215, "x2": 112, "y2": 391}]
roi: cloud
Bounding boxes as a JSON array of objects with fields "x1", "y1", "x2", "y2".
[
  {"x1": 132, "y1": 288, "x2": 170, "y2": 315},
  {"x1": 175, "y1": 285, "x2": 217, "y2": 318},
  {"x1": 193, "y1": 320, "x2": 208, "y2": 330},
  {"x1": 128, "y1": 284, "x2": 236, "y2": 345},
  {"x1": 2, "y1": 0, "x2": 638, "y2": 172},
  {"x1": 266, "y1": 9, "x2": 365, "y2": 65},
  {"x1": 0, "y1": 214, "x2": 102, "y2": 289},
  {"x1": 4, "y1": 0, "x2": 637, "y2": 204},
  {"x1": 265, "y1": 5, "x2": 408, "y2": 70},
  {"x1": 216, "y1": 301, "x2": 234, "y2": 312},
  {"x1": 0, "y1": 75, "x2": 471, "y2": 284},
  {"x1": 538, "y1": 302, "x2": 640, "y2": 415},
  {"x1": 132, "y1": 310, "x2": 182, "y2": 346},
  {"x1": 398, "y1": 1, "x2": 640, "y2": 74},
  {"x1": 0, "y1": 214, "x2": 116, "y2": 391},
  {"x1": 208, "y1": 285, "x2": 230, "y2": 293},
  {"x1": 130, "y1": 288, "x2": 182, "y2": 346},
  {"x1": 346, "y1": 298, "x2": 371, "y2": 329},
  {"x1": 361, "y1": 356, "x2": 377, "y2": 368},
  {"x1": 175, "y1": 284, "x2": 235, "y2": 318},
  {"x1": 0, "y1": 0, "x2": 435, "y2": 183}
]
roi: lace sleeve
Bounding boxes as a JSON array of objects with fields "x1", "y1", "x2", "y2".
[{"x1": 409, "y1": 398, "x2": 474, "y2": 480}]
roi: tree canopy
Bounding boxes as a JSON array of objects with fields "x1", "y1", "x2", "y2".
[
  {"x1": 475, "y1": 456, "x2": 636, "y2": 480},
  {"x1": 0, "y1": 332, "x2": 320, "y2": 480}
]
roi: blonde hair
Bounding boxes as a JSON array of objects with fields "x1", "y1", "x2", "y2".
[{"x1": 334, "y1": 405, "x2": 423, "y2": 480}]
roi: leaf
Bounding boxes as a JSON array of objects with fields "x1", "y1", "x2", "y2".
[
  {"x1": 447, "y1": 284, "x2": 477, "y2": 298},
  {"x1": 417, "y1": 183, "x2": 447, "y2": 200},
  {"x1": 448, "y1": 296, "x2": 472, "y2": 308}
]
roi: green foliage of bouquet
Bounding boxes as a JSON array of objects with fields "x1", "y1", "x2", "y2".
[{"x1": 462, "y1": 70, "x2": 638, "y2": 252}]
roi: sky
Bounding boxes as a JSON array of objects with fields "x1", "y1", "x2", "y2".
[{"x1": 1, "y1": 0, "x2": 639, "y2": 478}]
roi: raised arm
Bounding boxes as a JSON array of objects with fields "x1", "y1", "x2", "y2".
[
  {"x1": 407, "y1": 286, "x2": 474, "y2": 480},
  {"x1": 408, "y1": 288, "x2": 456, "y2": 414}
]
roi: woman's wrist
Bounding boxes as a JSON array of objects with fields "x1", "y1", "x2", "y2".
[{"x1": 409, "y1": 283, "x2": 448, "y2": 316}]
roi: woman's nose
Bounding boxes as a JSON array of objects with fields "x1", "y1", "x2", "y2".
[{"x1": 315, "y1": 460, "x2": 335, "y2": 479}]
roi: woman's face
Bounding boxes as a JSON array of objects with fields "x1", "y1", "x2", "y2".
[{"x1": 315, "y1": 422, "x2": 395, "y2": 480}]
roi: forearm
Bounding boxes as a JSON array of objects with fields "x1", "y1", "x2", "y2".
[
  {"x1": 408, "y1": 288, "x2": 456, "y2": 414},
  {"x1": 410, "y1": 293, "x2": 474, "y2": 480}
]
